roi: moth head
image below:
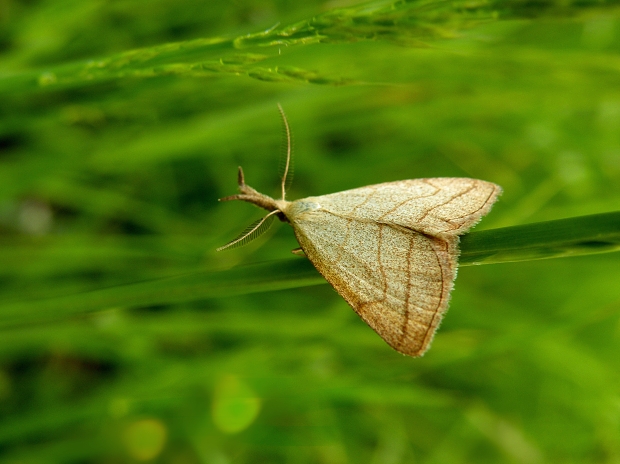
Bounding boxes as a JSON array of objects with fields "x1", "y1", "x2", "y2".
[{"x1": 217, "y1": 104, "x2": 294, "y2": 251}]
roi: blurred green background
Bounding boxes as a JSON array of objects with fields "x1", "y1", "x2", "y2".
[{"x1": 1, "y1": 0, "x2": 620, "y2": 462}]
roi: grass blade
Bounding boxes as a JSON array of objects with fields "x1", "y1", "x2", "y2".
[{"x1": 1, "y1": 212, "x2": 617, "y2": 328}]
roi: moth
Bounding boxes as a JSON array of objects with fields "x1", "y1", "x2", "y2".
[{"x1": 218, "y1": 105, "x2": 501, "y2": 357}]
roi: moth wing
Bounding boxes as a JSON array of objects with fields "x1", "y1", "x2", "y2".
[
  {"x1": 307, "y1": 178, "x2": 501, "y2": 237},
  {"x1": 288, "y1": 209, "x2": 457, "y2": 357}
]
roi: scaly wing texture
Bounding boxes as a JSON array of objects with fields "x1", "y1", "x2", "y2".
[
  {"x1": 304, "y1": 178, "x2": 502, "y2": 238},
  {"x1": 285, "y1": 178, "x2": 501, "y2": 357},
  {"x1": 290, "y1": 212, "x2": 457, "y2": 356}
]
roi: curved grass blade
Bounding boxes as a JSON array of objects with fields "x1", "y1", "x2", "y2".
[
  {"x1": 460, "y1": 211, "x2": 620, "y2": 265},
  {"x1": 0, "y1": 212, "x2": 618, "y2": 329},
  {"x1": 0, "y1": 258, "x2": 324, "y2": 329}
]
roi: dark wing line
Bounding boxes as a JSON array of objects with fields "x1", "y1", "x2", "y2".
[
  {"x1": 418, "y1": 237, "x2": 453, "y2": 353},
  {"x1": 398, "y1": 232, "x2": 416, "y2": 348},
  {"x1": 296, "y1": 215, "x2": 450, "y2": 355},
  {"x1": 416, "y1": 183, "x2": 476, "y2": 222},
  {"x1": 318, "y1": 182, "x2": 498, "y2": 236},
  {"x1": 377, "y1": 224, "x2": 389, "y2": 302}
]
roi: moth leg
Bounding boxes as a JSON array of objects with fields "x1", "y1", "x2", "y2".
[{"x1": 291, "y1": 247, "x2": 305, "y2": 257}]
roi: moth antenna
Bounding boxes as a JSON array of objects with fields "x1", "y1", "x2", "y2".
[
  {"x1": 216, "y1": 210, "x2": 279, "y2": 251},
  {"x1": 237, "y1": 166, "x2": 246, "y2": 187},
  {"x1": 277, "y1": 103, "x2": 293, "y2": 201}
]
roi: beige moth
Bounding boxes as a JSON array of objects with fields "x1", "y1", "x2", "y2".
[{"x1": 218, "y1": 105, "x2": 501, "y2": 357}]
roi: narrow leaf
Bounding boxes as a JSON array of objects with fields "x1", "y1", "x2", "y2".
[{"x1": 460, "y1": 211, "x2": 620, "y2": 265}]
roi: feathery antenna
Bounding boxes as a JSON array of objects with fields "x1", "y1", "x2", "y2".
[
  {"x1": 216, "y1": 210, "x2": 279, "y2": 251},
  {"x1": 217, "y1": 104, "x2": 294, "y2": 252},
  {"x1": 277, "y1": 103, "x2": 293, "y2": 201}
]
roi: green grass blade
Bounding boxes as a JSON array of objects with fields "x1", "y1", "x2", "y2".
[
  {"x1": 2, "y1": 0, "x2": 611, "y2": 94},
  {"x1": 1, "y1": 212, "x2": 617, "y2": 328},
  {"x1": 460, "y1": 211, "x2": 620, "y2": 265},
  {"x1": 0, "y1": 259, "x2": 323, "y2": 329}
]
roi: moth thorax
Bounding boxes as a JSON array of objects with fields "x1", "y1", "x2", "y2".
[{"x1": 285, "y1": 200, "x2": 321, "y2": 218}]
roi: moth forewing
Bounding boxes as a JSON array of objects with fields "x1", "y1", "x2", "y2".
[
  {"x1": 283, "y1": 193, "x2": 461, "y2": 357},
  {"x1": 293, "y1": 178, "x2": 502, "y2": 238}
]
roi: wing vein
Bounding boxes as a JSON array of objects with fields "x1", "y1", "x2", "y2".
[{"x1": 417, "y1": 184, "x2": 476, "y2": 222}]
